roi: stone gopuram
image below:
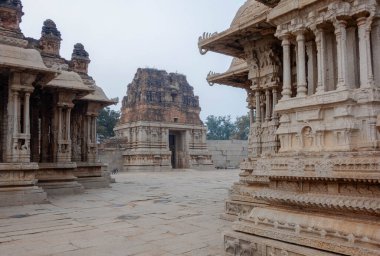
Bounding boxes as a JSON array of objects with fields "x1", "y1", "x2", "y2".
[
  {"x1": 200, "y1": 0, "x2": 380, "y2": 255},
  {"x1": 0, "y1": 0, "x2": 116, "y2": 206},
  {"x1": 114, "y1": 68, "x2": 214, "y2": 171}
]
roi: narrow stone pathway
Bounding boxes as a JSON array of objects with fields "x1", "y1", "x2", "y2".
[{"x1": 0, "y1": 169, "x2": 239, "y2": 256}]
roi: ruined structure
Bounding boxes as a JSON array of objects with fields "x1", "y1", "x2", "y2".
[
  {"x1": 0, "y1": 0, "x2": 116, "y2": 206},
  {"x1": 114, "y1": 68, "x2": 213, "y2": 171},
  {"x1": 200, "y1": 0, "x2": 380, "y2": 255}
]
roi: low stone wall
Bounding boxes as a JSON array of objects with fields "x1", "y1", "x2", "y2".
[
  {"x1": 98, "y1": 147, "x2": 124, "y2": 173},
  {"x1": 207, "y1": 140, "x2": 248, "y2": 169},
  {"x1": 98, "y1": 139, "x2": 248, "y2": 171}
]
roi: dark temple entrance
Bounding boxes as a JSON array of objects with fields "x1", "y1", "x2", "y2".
[
  {"x1": 169, "y1": 134, "x2": 176, "y2": 168},
  {"x1": 169, "y1": 131, "x2": 188, "y2": 169}
]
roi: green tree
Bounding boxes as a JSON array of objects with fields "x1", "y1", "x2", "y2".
[
  {"x1": 205, "y1": 115, "x2": 236, "y2": 140},
  {"x1": 97, "y1": 107, "x2": 120, "y2": 141},
  {"x1": 232, "y1": 113, "x2": 250, "y2": 140}
]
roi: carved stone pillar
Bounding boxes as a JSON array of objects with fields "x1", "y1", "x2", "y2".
[
  {"x1": 56, "y1": 106, "x2": 72, "y2": 163},
  {"x1": 260, "y1": 95, "x2": 265, "y2": 123},
  {"x1": 13, "y1": 91, "x2": 19, "y2": 136},
  {"x1": 334, "y1": 20, "x2": 348, "y2": 90},
  {"x1": 272, "y1": 88, "x2": 278, "y2": 120},
  {"x1": 87, "y1": 115, "x2": 91, "y2": 144},
  {"x1": 92, "y1": 116, "x2": 97, "y2": 143},
  {"x1": 247, "y1": 91, "x2": 255, "y2": 124},
  {"x1": 281, "y1": 35, "x2": 292, "y2": 99},
  {"x1": 255, "y1": 90, "x2": 261, "y2": 124},
  {"x1": 315, "y1": 28, "x2": 326, "y2": 93},
  {"x1": 24, "y1": 93, "x2": 30, "y2": 135},
  {"x1": 372, "y1": 19, "x2": 380, "y2": 87},
  {"x1": 347, "y1": 27, "x2": 359, "y2": 88},
  {"x1": 57, "y1": 107, "x2": 62, "y2": 141},
  {"x1": 265, "y1": 89, "x2": 271, "y2": 121},
  {"x1": 249, "y1": 107, "x2": 255, "y2": 125},
  {"x1": 85, "y1": 114, "x2": 97, "y2": 163},
  {"x1": 357, "y1": 16, "x2": 374, "y2": 88},
  {"x1": 66, "y1": 108, "x2": 71, "y2": 141},
  {"x1": 295, "y1": 30, "x2": 307, "y2": 97},
  {"x1": 7, "y1": 73, "x2": 36, "y2": 163},
  {"x1": 306, "y1": 41, "x2": 317, "y2": 95}
]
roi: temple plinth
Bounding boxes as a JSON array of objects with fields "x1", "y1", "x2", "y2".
[{"x1": 199, "y1": 0, "x2": 380, "y2": 255}]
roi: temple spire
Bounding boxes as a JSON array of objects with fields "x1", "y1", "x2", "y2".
[
  {"x1": 40, "y1": 19, "x2": 62, "y2": 56},
  {"x1": 70, "y1": 43, "x2": 91, "y2": 74}
]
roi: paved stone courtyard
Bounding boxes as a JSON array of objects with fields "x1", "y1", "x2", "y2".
[{"x1": 0, "y1": 169, "x2": 239, "y2": 256}]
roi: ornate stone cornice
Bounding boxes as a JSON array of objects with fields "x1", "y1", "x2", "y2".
[
  {"x1": 235, "y1": 207, "x2": 380, "y2": 256},
  {"x1": 256, "y1": 189, "x2": 380, "y2": 214}
]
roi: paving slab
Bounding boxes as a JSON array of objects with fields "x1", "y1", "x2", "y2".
[{"x1": 0, "y1": 169, "x2": 239, "y2": 256}]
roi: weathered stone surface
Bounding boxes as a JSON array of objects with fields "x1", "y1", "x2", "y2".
[
  {"x1": 200, "y1": 0, "x2": 380, "y2": 255},
  {"x1": 0, "y1": 0, "x2": 116, "y2": 206},
  {"x1": 113, "y1": 68, "x2": 214, "y2": 171},
  {"x1": 120, "y1": 68, "x2": 202, "y2": 125},
  {"x1": 0, "y1": 169, "x2": 239, "y2": 256},
  {"x1": 207, "y1": 140, "x2": 248, "y2": 169}
]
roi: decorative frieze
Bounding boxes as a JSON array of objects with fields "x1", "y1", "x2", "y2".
[{"x1": 201, "y1": 0, "x2": 380, "y2": 255}]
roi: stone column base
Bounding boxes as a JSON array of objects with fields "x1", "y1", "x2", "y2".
[
  {"x1": 0, "y1": 186, "x2": 48, "y2": 207},
  {"x1": 74, "y1": 163, "x2": 111, "y2": 189},
  {"x1": 37, "y1": 181, "x2": 84, "y2": 196},
  {"x1": 37, "y1": 162, "x2": 84, "y2": 196},
  {"x1": 0, "y1": 163, "x2": 48, "y2": 207}
]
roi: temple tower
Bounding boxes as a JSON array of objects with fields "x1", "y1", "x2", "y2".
[{"x1": 115, "y1": 68, "x2": 214, "y2": 171}]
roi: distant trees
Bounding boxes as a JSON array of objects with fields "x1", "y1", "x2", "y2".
[
  {"x1": 232, "y1": 114, "x2": 250, "y2": 140},
  {"x1": 97, "y1": 107, "x2": 120, "y2": 141},
  {"x1": 205, "y1": 114, "x2": 250, "y2": 140}
]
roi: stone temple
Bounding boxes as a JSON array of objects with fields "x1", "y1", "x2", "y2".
[
  {"x1": 0, "y1": 0, "x2": 117, "y2": 207},
  {"x1": 200, "y1": 0, "x2": 380, "y2": 255},
  {"x1": 113, "y1": 68, "x2": 214, "y2": 171}
]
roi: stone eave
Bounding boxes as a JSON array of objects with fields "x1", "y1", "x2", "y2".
[
  {"x1": 198, "y1": 12, "x2": 272, "y2": 58},
  {"x1": 207, "y1": 66, "x2": 250, "y2": 90},
  {"x1": 79, "y1": 85, "x2": 118, "y2": 106},
  {"x1": 0, "y1": 44, "x2": 56, "y2": 76},
  {"x1": 45, "y1": 70, "x2": 94, "y2": 93}
]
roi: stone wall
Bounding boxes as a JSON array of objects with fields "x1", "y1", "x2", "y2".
[
  {"x1": 98, "y1": 139, "x2": 247, "y2": 171},
  {"x1": 98, "y1": 147, "x2": 124, "y2": 172},
  {"x1": 207, "y1": 140, "x2": 247, "y2": 169}
]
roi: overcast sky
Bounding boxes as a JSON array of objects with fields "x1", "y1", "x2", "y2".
[{"x1": 21, "y1": 0, "x2": 247, "y2": 121}]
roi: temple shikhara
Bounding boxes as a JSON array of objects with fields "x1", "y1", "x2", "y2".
[
  {"x1": 113, "y1": 68, "x2": 214, "y2": 171},
  {"x1": 0, "y1": 0, "x2": 117, "y2": 206},
  {"x1": 200, "y1": 0, "x2": 380, "y2": 255}
]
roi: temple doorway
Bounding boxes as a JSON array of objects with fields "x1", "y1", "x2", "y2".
[{"x1": 169, "y1": 131, "x2": 187, "y2": 169}]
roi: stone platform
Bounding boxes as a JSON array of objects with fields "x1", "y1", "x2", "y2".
[{"x1": 0, "y1": 169, "x2": 239, "y2": 256}]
